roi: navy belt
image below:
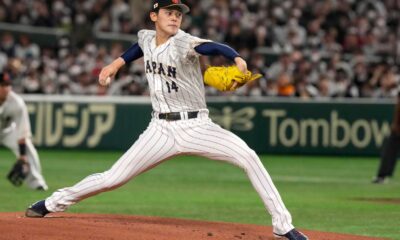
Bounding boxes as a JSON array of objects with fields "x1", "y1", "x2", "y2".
[{"x1": 158, "y1": 111, "x2": 199, "y2": 121}]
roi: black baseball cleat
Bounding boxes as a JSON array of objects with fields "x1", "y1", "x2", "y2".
[
  {"x1": 25, "y1": 200, "x2": 50, "y2": 218},
  {"x1": 36, "y1": 186, "x2": 47, "y2": 191},
  {"x1": 274, "y1": 228, "x2": 308, "y2": 240},
  {"x1": 371, "y1": 176, "x2": 389, "y2": 184}
]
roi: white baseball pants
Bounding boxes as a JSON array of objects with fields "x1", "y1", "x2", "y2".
[{"x1": 45, "y1": 112, "x2": 293, "y2": 234}]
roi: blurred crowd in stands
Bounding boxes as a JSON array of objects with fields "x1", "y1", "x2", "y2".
[{"x1": 0, "y1": 0, "x2": 399, "y2": 98}]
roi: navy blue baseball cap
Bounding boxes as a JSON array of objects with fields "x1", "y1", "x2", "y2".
[
  {"x1": 152, "y1": 0, "x2": 190, "y2": 14},
  {"x1": 0, "y1": 72, "x2": 11, "y2": 86}
]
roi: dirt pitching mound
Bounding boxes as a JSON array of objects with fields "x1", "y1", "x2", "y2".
[
  {"x1": 354, "y1": 197, "x2": 400, "y2": 205},
  {"x1": 0, "y1": 212, "x2": 385, "y2": 240}
]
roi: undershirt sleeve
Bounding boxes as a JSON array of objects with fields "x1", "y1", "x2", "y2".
[
  {"x1": 194, "y1": 42, "x2": 240, "y2": 61},
  {"x1": 120, "y1": 43, "x2": 144, "y2": 63}
]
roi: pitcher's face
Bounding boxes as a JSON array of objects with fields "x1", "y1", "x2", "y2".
[{"x1": 151, "y1": 8, "x2": 183, "y2": 36}]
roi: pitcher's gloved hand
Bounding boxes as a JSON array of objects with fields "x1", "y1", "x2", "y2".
[{"x1": 204, "y1": 65, "x2": 262, "y2": 91}]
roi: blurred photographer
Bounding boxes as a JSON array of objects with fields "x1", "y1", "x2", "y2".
[{"x1": 372, "y1": 89, "x2": 400, "y2": 183}]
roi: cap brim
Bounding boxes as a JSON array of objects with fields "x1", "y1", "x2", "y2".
[{"x1": 164, "y1": 4, "x2": 190, "y2": 14}]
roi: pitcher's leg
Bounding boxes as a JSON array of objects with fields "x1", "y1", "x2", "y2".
[
  {"x1": 46, "y1": 123, "x2": 176, "y2": 213},
  {"x1": 175, "y1": 121, "x2": 293, "y2": 234}
]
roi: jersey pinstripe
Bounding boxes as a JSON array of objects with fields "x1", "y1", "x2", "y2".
[{"x1": 138, "y1": 29, "x2": 209, "y2": 113}]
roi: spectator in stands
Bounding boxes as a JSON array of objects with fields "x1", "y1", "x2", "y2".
[
  {"x1": 373, "y1": 70, "x2": 399, "y2": 98},
  {"x1": 21, "y1": 69, "x2": 42, "y2": 94},
  {"x1": 110, "y1": 0, "x2": 130, "y2": 32},
  {"x1": 277, "y1": 73, "x2": 295, "y2": 97},
  {"x1": 268, "y1": 52, "x2": 295, "y2": 82},
  {"x1": 70, "y1": 70, "x2": 97, "y2": 95},
  {"x1": 32, "y1": 1, "x2": 53, "y2": 27},
  {"x1": 15, "y1": 35, "x2": 40, "y2": 60},
  {"x1": 0, "y1": 33, "x2": 16, "y2": 58},
  {"x1": 0, "y1": 0, "x2": 399, "y2": 98},
  {"x1": 316, "y1": 75, "x2": 333, "y2": 99}
]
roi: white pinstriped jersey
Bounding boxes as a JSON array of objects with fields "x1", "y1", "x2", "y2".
[
  {"x1": 0, "y1": 91, "x2": 32, "y2": 138},
  {"x1": 138, "y1": 29, "x2": 210, "y2": 113}
]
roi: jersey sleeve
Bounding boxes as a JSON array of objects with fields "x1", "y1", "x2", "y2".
[
  {"x1": 137, "y1": 30, "x2": 156, "y2": 50},
  {"x1": 174, "y1": 30, "x2": 212, "y2": 63}
]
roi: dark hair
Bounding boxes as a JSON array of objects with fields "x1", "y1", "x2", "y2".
[{"x1": 0, "y1": 72, "x2": 11, "y2": 86}]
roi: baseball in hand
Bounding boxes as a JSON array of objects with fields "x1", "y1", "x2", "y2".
[
  {"x1": 100, "y1": 76, "x2": 111, "y2": 86},
  {"x1": 105, "y1": 76, "x2": 111, "y2": 85}
]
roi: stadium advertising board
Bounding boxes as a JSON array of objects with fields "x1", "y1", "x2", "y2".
[{"x1": 24, "y1": 97, "x2": 394, "y2": 156}]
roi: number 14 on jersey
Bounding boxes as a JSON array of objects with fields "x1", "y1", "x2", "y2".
[{"x1": 166, "y1": 81, "x2": 179, "y2": 93}]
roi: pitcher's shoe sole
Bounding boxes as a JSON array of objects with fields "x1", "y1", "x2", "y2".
[
  {"x1": 273, "y1": 229, "x2": 308, "y2": 240},
  {"x1": 25, "y1": 200, "x2": 49, "y2": 218}
]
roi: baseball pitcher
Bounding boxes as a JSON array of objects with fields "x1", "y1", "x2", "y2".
[
  {"x1": 26, "y1": 1, "x2": 307, "y2": 239},
  {"x1": 0, "y1": 72, "x2": 48, "y2": 190}
]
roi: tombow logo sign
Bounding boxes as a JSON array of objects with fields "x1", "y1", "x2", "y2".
[{"x1": 262, "y1": 109, "x2": 391, "y2": 149}]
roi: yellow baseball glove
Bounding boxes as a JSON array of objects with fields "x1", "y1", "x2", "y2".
[{"x1": 204, "y1": 65, "x2": 262, "y2": 91}]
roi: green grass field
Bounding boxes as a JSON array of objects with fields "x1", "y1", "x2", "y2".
[{"x1": 0, "y1": 149, "x2": 399, "y2": 239}]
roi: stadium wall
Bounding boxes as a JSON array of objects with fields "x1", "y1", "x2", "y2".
[{"x1": 23, "y1": 95, "x2": 395, "y2": 156}]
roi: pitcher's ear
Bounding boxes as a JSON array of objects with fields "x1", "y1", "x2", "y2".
[{"x1": 150, "y1": 11, "x2": 158, "y2": 22}]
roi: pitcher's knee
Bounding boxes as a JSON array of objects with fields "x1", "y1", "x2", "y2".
[
  {"x1": 243, "y1": 149, "x2": 261, "y2": 172},
  {"x1": 244, "y1": 149, "x2": 260, "y2": 163},
  {"x1": 235, "y1": 149, "x2": 261, "y2": 170},
  {"x1": 249, "y1": 149, "x2": 259, "y2": 159}
]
